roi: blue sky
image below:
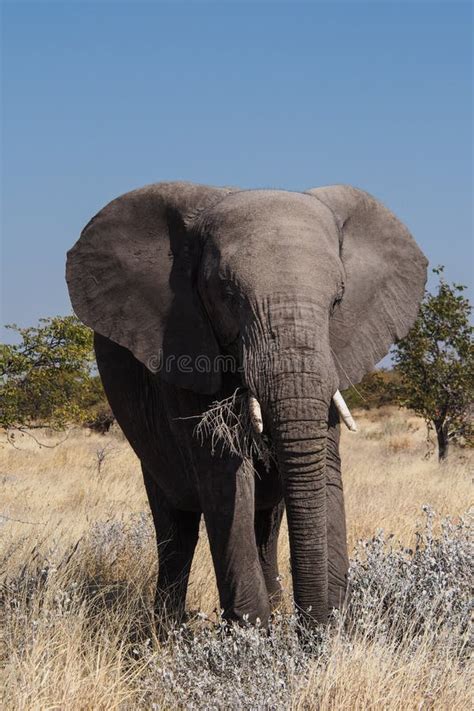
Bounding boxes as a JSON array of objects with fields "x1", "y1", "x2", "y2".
[{"x1": 2, "y1": 1, "x2": 472, "y2": 343}]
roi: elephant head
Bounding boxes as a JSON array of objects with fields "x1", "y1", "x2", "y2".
[{"x1": 66, "y1": 181, "x2": 427, "y2": 623}]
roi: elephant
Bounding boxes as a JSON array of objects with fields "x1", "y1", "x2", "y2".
[{"x1": 66, "y1": 182, "x2": 427, "y2": 628}]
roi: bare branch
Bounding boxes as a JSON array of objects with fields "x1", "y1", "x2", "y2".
[{"x1": 4, "y1": 427, "x2": 74, "y2": 449}]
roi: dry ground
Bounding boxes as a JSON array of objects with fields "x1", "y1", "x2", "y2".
[{"x1": 1, "y1": 408, "x2": 472, "y2": 709}]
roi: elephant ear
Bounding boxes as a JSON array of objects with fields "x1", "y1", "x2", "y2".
[
  {"x1": 306, "y1": 185, "x2": 428, "y2": 389},
  {"x1": 66, "y1": 182, "x2": 233, "y2": 394}
]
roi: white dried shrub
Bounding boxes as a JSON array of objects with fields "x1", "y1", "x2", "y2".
[
  {"x1": 2, "y1": 508, "x2": 471, "y2": 710},
  {"x1": 347, "y1": 506, "x2": 472, "y2": 654},
  {"x1": 140, "y1": 613, "x2": 329, "y2": 710},
  {"x1": 137, "y1": 509, "x2": 472, "y2": 709}
]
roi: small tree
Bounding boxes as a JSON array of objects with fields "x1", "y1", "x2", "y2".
[
  {"x1": 0, "y1": 315, "x2": 108, "y2": 433},
  {"x1": 392, "y1": 267, "x2": 473, "y2": 461}
]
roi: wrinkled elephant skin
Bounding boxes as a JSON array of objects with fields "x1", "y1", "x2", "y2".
[{"x1": 66, "y1": 182, "x2": 427, "y2": 628}]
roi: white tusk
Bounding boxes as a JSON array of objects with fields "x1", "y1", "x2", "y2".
[
  {"x1": 332, "y1": 390, "x2": 357, "y2": 432},
  {"x1": 249, "y1": 395, "x2": 263, "y2": 434}
]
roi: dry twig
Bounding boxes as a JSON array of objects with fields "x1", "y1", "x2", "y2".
[{"x1": 194, "y1": 389, "x2": 273, "y2": 476}]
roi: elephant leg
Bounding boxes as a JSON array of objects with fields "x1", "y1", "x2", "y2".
[
  {"x1": 254, "y1": 500, "x2": 285, "y2": 609},
  {"x1": 326, "y1": 403, "x2": 349, "y2": 611},
  {"x1": 201, "y1": 460, "x2": 270, "y2": 626},
  {"x1": 142, "y1": 468, "x2": 201, "y2": 629}
]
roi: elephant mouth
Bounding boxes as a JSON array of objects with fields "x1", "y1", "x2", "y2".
[
  {"x1": 192, "y1": 385, "x2": 356, "y2": 476},
  {"x1": 248, "y1": 390, "x2": 357, "y2": 435}
]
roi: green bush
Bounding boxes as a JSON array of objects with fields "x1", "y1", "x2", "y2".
[
  {"x1": 342, "y1": 369, "x2": 400, "y2": 411},
  {"x1": 0, "y1": 316, "x2": 110, "y2": 431}
]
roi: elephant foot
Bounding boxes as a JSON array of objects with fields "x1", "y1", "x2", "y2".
[{"x1": 219, "y1": 589, "x2": 271, "y2": 629}]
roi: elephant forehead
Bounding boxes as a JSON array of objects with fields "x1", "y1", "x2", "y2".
[
  {"x1": 205, "y1": 189, "x2": 338, "y2": 241},
  {"x1": 201, "y1": 192, "x2": 340, "y2": 278}
]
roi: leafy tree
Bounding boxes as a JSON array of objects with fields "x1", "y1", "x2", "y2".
[
  {"x1": 392, "y1": 268, "x2": 473, "y2": 461},
  {"x1": 0, "y1": 316, "x2": 109, "y2": 433}
]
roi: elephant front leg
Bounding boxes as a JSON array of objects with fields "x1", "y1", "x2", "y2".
[
  {"x1": 201, "y1": 460, "x2": 271, "y2": 626},
  {"x1": 142, "y1": 469, "x2": 201, "y2": 632},
  {"x1": 326, "y1": 403, "x2": 349, "y2": 611},
  {"x1": 254, "y1": 500, "x2": 285, "y2": 610}
]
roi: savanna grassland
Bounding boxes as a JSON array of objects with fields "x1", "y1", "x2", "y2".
[{"x1": 1, "y1": 408, "x2": 472, "y2": 710}]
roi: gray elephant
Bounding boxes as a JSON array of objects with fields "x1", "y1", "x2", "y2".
[{"x1": 66, "y1": 182, "x2": 427, "y2": 628}]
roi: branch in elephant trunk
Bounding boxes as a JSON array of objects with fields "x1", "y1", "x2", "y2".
[
  {"x1": 192, "y1": 389, "x2": 273, "y2": 476},
  {"x1": 332, "y1": 390, "x2": 357, "y2": 432}
]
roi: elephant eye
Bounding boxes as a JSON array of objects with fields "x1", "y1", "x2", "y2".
[
  {"x1": 221, "y1": 280, "x2": 238, "y2": 302},
  {"x1": 332, "y1": 282, "x2": 345, "y2": 312}
]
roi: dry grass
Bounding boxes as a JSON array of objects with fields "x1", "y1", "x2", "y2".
[{"x1": 1, "y1": 408, "x2": 472, "y2": 709}]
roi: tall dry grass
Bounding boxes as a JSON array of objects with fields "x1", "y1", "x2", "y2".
[{"x1": 1, "y1": 408, "x2": 472, "y2": 709}]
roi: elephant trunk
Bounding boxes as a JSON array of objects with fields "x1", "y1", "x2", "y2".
[
  {"x1": 243, "y1": 296, "x2": 339, "y2": 624},
  {"x1": 269, "y1": 382, "x2": 329, "y2": 624}
]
